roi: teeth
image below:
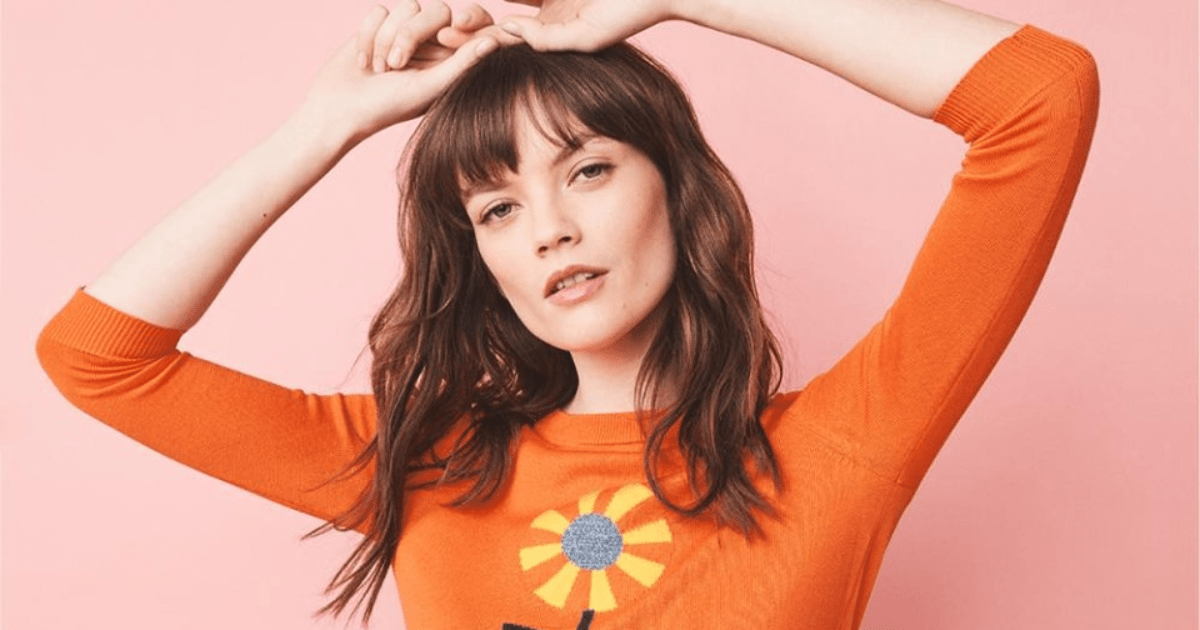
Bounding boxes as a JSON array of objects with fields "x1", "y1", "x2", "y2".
[{"x1": 554, "y1": 271, "x2": 597, "y2": 293}]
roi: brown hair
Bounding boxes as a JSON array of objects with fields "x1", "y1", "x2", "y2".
[{"x1": 313, "y1": 42, "x2": 784, "y2": 622}]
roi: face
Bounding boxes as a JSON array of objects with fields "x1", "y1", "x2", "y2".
[{"x1": 462, "y1": 112, "x2": 676, "y2": 360}]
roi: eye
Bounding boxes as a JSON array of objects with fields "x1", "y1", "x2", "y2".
[
  {"x1": 573, "y1": 162, "x2": 612, "y2": 182},
  {"x1": 480, "y1": 202, "x2": 515, "y2": 224}
]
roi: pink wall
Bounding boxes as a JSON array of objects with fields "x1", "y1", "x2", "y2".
[{"x1": 3, "y1": 0, "x2": 1196, "y2": 628}]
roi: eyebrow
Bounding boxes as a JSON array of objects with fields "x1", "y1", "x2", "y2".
[{"x1": 460, "y1": 133, "x2": 605, "y2": 202}]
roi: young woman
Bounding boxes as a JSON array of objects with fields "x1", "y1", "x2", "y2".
[{"x1": 36, "y1": 0, "x2": 1099, "y2": 627}]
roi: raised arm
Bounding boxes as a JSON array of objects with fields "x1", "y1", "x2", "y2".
[
  {"x1": 85, "y1": 3, "x2": 502, "y2": 330},
  {"x1": 500, "y1": 0, "x2": 1099, "y2": 485},
  {"x1": 674, "y1": 0, "x2": 1019, "y2": 117},
  {"x1": 500, "y1": 0, "x2": 1017, "y2": 117},
  {"x1": 37, "y1": 4, "x2": 505, "y2": 521}
]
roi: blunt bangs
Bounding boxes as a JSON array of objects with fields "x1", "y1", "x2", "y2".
[{"x1": 406, "y1": 42, "x2": 689, "y2": 228}]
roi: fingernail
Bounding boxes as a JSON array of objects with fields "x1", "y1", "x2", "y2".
[
  {"x1": 500, "y1": 21, "x2": 520, "y2": 35},
  {"x1": 476, "y1": 37, "x2": 498, "y2": 56}
]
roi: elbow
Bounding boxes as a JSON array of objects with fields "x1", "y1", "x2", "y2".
[
  {"x1": 35, "y1": 289, "x2": 187, "y2": 407},
  {"x1": 36, "y1": 322, "x2": 92, "y2": 408},
  {"x1": 1064, "y1": 40, "x2": 1100, "y2": 130},
  {"x1": 1043, "y1": 36, "x2": 1101, "y2": 142},
  {"x1": 1008, "y1": 35, "x2": 1101, "y2": 169}
]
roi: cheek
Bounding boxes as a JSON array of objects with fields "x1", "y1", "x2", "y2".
[
  {"x1": 642, "y1": 205, "x2": 676, "y2": 284},
  {"x1": 476, "y1": 236, "x2": 536, "y2": 311},
  {"x1": 475, "y1": 240, "x2": 511, "y2": 299},
  {"x1": 648, "y1": 236, "x2": 677, "y2": 297}
]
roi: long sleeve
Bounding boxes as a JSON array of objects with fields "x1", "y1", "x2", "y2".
[
  {"x1": 786, "y1": 26, "x2": 1100, "y2": 488},
  {"x1": 36, "y1": 288, "x2": 378, "y2": 523}
]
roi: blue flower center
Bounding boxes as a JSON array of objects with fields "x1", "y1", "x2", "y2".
[{"x1": 561, "y1": 513, "x2": 623, "y2": 570}]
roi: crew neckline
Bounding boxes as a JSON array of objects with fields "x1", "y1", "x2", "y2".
[
  {"x1": 525, "y1": 391, "x2": 802, "y2": 449},
  {"x1": 530, "y1": 408, "x2": 662, "y2": 448}
]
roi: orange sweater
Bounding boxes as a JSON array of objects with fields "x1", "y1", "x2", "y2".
[{"x1": 37, "y1": 26, "x2": 1098, "y2": 630}]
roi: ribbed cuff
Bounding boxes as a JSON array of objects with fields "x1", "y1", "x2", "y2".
[
  {"x1": 39, "y1": 287, "x2": 185, "y2": 358},
  {"x1": 934, "y1": 25, "x2": 1095, "y2": 140}
]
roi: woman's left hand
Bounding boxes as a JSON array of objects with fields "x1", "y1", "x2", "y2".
[{"x1": 498, "y1": 0, "x2": 679, "y2": 51}]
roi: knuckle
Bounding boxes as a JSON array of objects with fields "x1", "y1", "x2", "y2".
[
  {"x1": 393, "y1": 24, "x2": 416, "y2": 44},
  {"x1": 360, "y1": 6, "x2": 388, "y2": 31},
  {"x1": 374, "y1": 23, "x2": 398, "y2": 44},
  {"x1": 432, "y1": 7, "x2": 452, "y2": 25},
  {"x1": 467, "y1": 5, "x2": 492, "y2": 27},
  {"x1": 376, "y1": 17, "x2": 398, "y2": 35}
]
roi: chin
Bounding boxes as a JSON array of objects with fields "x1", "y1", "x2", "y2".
[
  {"x1": 540, "y1": 328, "x2": 633, "y2": 354},
  {"x1": 537, "y1": 309, "x2": 666, "y2": 358}
]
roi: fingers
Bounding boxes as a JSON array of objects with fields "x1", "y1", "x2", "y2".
[
  {"x1": 372, "y1": 1, "x2": 421, "y2": 72},
  {"x1": 412, "y1": 35, "x2": 499, "y2": 96},
  {"x1": 357, "y1": 1, "x2": 458, "y2": 73},
  {"x1": 437, "y1": 3, "x2": 495, "y2": 48},
  {"x1": 356, "y1": 6, "x2": 390, "y2": 69},
  {"x1": 387, "y1": 1, "x2": 453, "y2": 70},
  {"x1": 455, "y1": 3, "x2": 494, "y2": 30},
  {"x1": 500, "y1": 15, "x2": 605, "y2": 52},
  {"x1": 439, "y1": 10, "x2": 523, "y2": 50}
]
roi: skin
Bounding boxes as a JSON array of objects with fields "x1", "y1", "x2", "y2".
[
  {"x1": 82, "y1": 0, "x2": 1018, "y2": 414},
  {"x1": 464, "y1": 113, "x2": 676, "y2": 414}
]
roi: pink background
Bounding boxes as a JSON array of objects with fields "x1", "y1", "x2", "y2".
[{"x1": 3, "y1": 0, "x2": 1196, "y2": 627}]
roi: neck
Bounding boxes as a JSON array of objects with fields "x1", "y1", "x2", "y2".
[
  {"x1": 564, "y1": 310, "x2": 676, "y2": 415},
  {"x1": 566, "y1": 346, "x2": 647, "y2": 415}
]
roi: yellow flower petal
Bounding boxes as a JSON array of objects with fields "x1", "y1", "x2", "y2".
[
  {"x1": 531, "y1": 509, "x2": 571, "y2": 535},
  {"x1": 604, "y1": 484, "x2": 654, "y2": 522},
  {"x1": 534, "y1": 562, "x2": 581, "y2": 609},
  {"x1": 614, "y1": 551, "x2": 665, "y2": 588},
  {"x1": 589, "y1": 570, "x2": 618, "y2": 612},
  {"x1": 578, "y1": 490, "x2": 600, "y2": 515},
  {"x1": 519, "y1": 542, "x2": 563, "y2": 571},
  {"x1": 622, "y1": 519, "x2": 672, "y2": 545}
]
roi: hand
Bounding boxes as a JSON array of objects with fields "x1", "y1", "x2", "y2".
[
  {"x1": 302, "y1": 2, "x2": 511, "y2": 143},
  {"x1": 498, "y1": 0, "x2": 678, "y2": 52}
]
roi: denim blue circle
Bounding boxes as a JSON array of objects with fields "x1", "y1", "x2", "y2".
[{"x1": 561, "y1": 513, "x2": 623, "y2": 570}]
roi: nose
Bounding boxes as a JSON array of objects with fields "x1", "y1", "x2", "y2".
[{"x1": 531, "y1": 196, "x2": 580, "y2": 256}]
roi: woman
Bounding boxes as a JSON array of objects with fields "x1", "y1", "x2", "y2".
[{"x1": 36, "y1": 0, "x2": 1099, "y2": 627}]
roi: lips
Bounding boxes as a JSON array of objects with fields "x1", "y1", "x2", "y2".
[{"x1": 544, "y1": 265, "x2": 609, "y2": 298}]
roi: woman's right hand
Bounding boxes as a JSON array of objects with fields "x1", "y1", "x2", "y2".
[
  {"x1": 82, "y1": 3, "x2": 509, "y2": 331},
  {"x1": 304, "y1": 1, "x2": 507, "y2": 144}
]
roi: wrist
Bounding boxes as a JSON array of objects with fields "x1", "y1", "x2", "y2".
[
  {"x1": 670, "y1": 0, "x2": 739, "y2": 32},
  {"x1": 286, "y1": 99, "x2": 368, "y2": 159}
]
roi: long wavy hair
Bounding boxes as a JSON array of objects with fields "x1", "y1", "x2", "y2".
[{"x1": 313, "y1": 41, "x2": 784, "y2": 622}]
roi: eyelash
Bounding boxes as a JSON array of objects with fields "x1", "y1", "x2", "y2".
[
  {"x1": 481, "y1": 202, "x2": 514, "y2": 224},
  {"x1": 575, "y1": 162, "x2": 612, "y2": 181},
  {"x1": 478, "y1": 162, "x2": 614, "y2": 224}
]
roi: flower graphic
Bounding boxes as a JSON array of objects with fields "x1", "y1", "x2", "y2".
[{"x1": 519, "y1": 484, "x2": 672, "y2": 612}]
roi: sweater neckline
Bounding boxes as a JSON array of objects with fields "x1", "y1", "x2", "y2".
[{"x1": 530, "y1": 408, "x2": 660, "y2": 447}]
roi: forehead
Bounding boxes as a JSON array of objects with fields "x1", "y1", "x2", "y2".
[
  {"x1": 457, "y1": 102, "x2": 605, "y2": 194},
  {"x1": 513, "y1": 106, "x2": 599, "y2": 161}
]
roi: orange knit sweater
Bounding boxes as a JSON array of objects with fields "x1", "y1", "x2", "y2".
[{"x1": 37, "y1": 26, "x2": 1098, "y2": 630}]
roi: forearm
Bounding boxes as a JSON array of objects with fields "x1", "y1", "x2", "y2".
[
  {"x1": 81, "y1": 3, "x2": 501, "y2": 332},
  {"x1": 84, "y1": 105, "x2": 357, "y2": 331},
  {"x1": 674, "y1": 0, "x2": 1020, "y2": 117}
]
